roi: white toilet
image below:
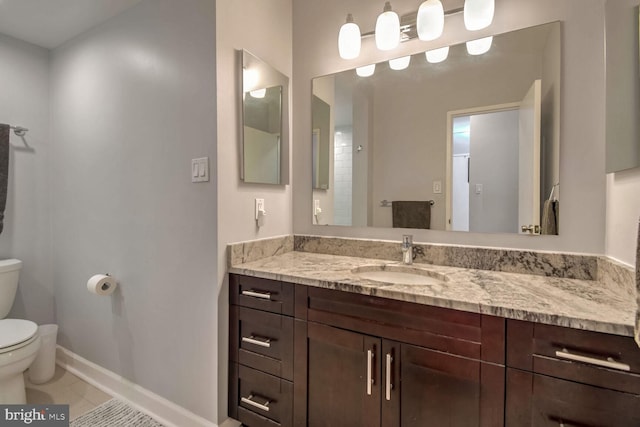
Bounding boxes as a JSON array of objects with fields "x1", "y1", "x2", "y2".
[{"x1": 0, "y1": 259, "x2": 41, "y2": 404}]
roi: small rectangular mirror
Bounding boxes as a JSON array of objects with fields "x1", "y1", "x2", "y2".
[
  {"x1": 605, "y1": 4, "x2": 640, "y2": 173},
  {"x1": 239, "y1": 50, "x2": 289, "y2": 184}
]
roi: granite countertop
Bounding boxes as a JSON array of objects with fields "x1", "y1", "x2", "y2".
[{"x1": 229, "y1": 251, "x2": 636, "y2": 337}]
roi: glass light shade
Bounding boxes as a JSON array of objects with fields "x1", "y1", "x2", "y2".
[
  {"x1": 389, "y1": 55, "x2": 411, "y2": 70},
  {"x1": 417, "y1": 0, "x2": 444, "y2": 41},
  {"x1": 375, "y1": 2, "x2": 400, "y2": 51},
  {"x1": 338, "y1": 14, "x2": 361, "y2": 59},
  {"x1": 356, "y1": 64, "x2": 376, "y2": 77},
  {"x1": 243, "y1": 68, "x2": 259, "y2": 92},
  {"x1": 466, "y1": 36, "x2": 493, "y2": 55},
  {"x1": 425, "y1": 46, "x2": 449, "y2": 63},
  {"x1": 463, "y1": 0, "x2": 495, "y2": 31},
  {"x1": 249, "y1": 88, "x2": 266, "y2": 98}
]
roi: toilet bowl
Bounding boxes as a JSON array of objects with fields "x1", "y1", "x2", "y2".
[
  {"x1": 0, "y1": 319, "x2": 41, "y2": 404},
  {"x1": 0, "y1": 259, "x2": 42, "y2": 404}
]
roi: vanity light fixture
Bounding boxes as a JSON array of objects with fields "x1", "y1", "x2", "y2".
[
  {"x1": 463, "y1": 0, "x2": 495, "y2": 31},
  {"x1": 338, "y1": 14, "x2": 362, "y2": 59},
  {"x1": 243, "y1": 67, "x2": 259, "y2": 92},
  {"x1": 338, "y1": 0, "x2": 496, "y2": 60},
  {"x1": 425, "y1": 46, "x2": 449, "y2": 63},
  {"x1": 389, "y1": 55, "x2": 411, "y2": 70},
  {"x1": 375, "y1": 2, "x2": 400, "y2": 51},
  {"x1": 466, "y1": 36, "x2": 493, "y2": 55},
  {"x1": 356, "y1": 64, "x2": 376, "y2": 77},
  {"x1": 249, "y1": 88, "x2": 266, "y2": 98},
  {"x1": 417, "y1": 0, "x2": 444, "y2": 41}
]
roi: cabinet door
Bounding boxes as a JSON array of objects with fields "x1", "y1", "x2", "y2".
[
  {"x1": 382, "y1": 342, "x2": 504, "y2": 427},
  {"x1": 306, "y1": 322, "x2": 381, "y2": 427},
  {"x1": 506, "y1": 368, "x2": 640, "y2": 427}
]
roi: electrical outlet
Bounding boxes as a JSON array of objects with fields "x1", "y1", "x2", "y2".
[{"x1": 255, "y1": 198, "x2": 265, "y2": 220}]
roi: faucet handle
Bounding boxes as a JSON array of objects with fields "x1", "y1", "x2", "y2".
[{"x1": 402, "y1": 234, "x2": 413, "y2": 246}]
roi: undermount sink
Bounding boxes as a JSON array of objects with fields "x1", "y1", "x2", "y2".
[{"x1": 351, "y1": 265, "x2": 448, "y2": 286}]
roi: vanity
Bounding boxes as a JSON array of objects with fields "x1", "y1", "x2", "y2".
[{"x1": 227, "y1": 238, "x2": 639, "y2": 427}]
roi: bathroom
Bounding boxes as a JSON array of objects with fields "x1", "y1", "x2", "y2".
[{"x1": 0, "y1": 0, "x2": 639, "y2": 426}]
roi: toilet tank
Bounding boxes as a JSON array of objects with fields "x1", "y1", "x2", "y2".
[{"x1": 0, "y1": 259, "x2": 22, "y2": 319}]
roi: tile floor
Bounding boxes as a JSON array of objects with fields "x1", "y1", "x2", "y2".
[{"x1": 25, "y1": 365, "x2": 113, "y2": 420}]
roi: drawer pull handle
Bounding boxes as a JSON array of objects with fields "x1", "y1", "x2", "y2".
[
  {"x1": 367, "y1": 349, "x2": 374, "y2": 396},
  {"x1": 242, "y1": 335, "x2": 272, "y2": 348},
  {"x1": 241, "y1": 394, "x2": 271, "y2": 412},
  {"x1": 555, "y1": 348, "x2": 631, "y2": 371},
  {"x1": 242, "y1": 289, "x2": 272, "y2": 300},
  {"x1": 549, "y1": 416, "x2": 578, "y2": 426},
  {"x1": 385, "y1": 353, "x2": 393, "y2": 401}
]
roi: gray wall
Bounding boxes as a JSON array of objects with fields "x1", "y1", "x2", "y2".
[
  {"x1": 49, "y1": 0, "x2": 218, "y2": 421},
  {"x1": 293, "y1": 0, "x2": 608, "y2": 254},
  {"x1": 0, "y1": 34, "x2": 53, "y2": 325}
]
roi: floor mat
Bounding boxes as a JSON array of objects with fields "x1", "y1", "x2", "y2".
[{"x1": 71, "y1": 398, "x2": 165, "y2": 427}]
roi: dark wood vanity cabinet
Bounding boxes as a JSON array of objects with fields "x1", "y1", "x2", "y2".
[
  {"x1": 229, "y1": 274, "x2": 640, "y2": 427},
  {"x1": 293, "y1": 285, "x2": 506, "y2": 427},
  {"x1": 505, "y1": 319, "x2": 640, "y2": 427}
]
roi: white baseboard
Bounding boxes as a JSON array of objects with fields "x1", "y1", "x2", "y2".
[{"x1": 56, "y1": 345, "x2": 227, "y2": 427}]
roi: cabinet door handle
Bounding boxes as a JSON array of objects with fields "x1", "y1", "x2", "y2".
[
  {"x1": 555, "y1": 348, "x2": 630, "y2": 372},
  {"x1": 241, "y1": 394, "x2": 271, "y2": 412},
  {"x1": 385, "y1": 353, "x2": 393, "y2": 401},
  {"x1": 241, "y1": 289, "x2": 272, "y2": 300},
  {"x1": 367, "y1": 349, "x2": 374, "y2": 396},
  {"x1": 242, "y1": 335, "x2": 272, "y2": 348}
]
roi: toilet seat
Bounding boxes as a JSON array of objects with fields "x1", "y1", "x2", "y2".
[{"x1": 0, "y1": 319, "x2": 38, "y2": 354}]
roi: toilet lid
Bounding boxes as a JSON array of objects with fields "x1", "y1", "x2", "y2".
[{"x1": 0, "y1": 319, "x2": 38, "y2": 349}]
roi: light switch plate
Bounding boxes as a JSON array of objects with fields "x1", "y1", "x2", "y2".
[
  {"x1": 433, "y1": 181, "x2": 442, "y2": 194},
  {"x1": 191, "y1": 157, "x2": 209, "y2": 183}
]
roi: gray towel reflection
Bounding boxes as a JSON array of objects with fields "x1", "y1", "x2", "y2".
[{"x1": 392, "y1": 201, "x2": 431, "y2": 229}]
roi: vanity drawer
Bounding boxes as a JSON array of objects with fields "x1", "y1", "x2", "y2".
[
  {"x1": 229, "y1": 363, "x2": 293, "y2": 427},
  {"x1": 230, "y1": 305, "x2": 294, "y2": 380},
  {"x1": 507, "y1": 320, "x2": 640, "y2": 393},
  {"x1": 230, "y1": 274, "x2": 294, "y2": 316},
  {"x1": 301, "y1": 286, "x2": 505, "y2": 363},
  {"x1": 506, "y1": 368, "x2": 640, "y2": 426}
]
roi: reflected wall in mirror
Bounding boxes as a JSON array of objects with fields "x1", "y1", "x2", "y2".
[
  {"x1": 240, "y1": 50, "x2": 289, "y2": 184},
  {"x1": 312, "y1": 95, "x2": 331, "y2": 189},
  {"x1": 311, "y1": 22, "x2": 561, "y2": 235}
]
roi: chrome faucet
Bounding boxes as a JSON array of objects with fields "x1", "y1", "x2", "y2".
[{"x1": 402, "y1": 235, "x2": 413, "y2": 265}]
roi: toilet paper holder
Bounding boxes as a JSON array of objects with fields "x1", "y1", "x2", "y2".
[{"x1": 87, "y1": 273, "x2": 118, "y2": 296}]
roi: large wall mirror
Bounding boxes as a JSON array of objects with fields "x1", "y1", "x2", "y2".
[
  {"x1": 240, "y1": 50, "x2": 289, "y2": 185},
  {"x1": 311, "y1": 22, "x2": 561, "y2": 235}
]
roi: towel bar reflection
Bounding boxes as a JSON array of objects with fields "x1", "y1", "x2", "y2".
[{"x1": 380, "y1": 199, "x2": 435, "y2": 207}]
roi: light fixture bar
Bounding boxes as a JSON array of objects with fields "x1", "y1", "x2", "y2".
[{"x1": 360, "y1": 7, "x2": 463, "y2": 42}]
